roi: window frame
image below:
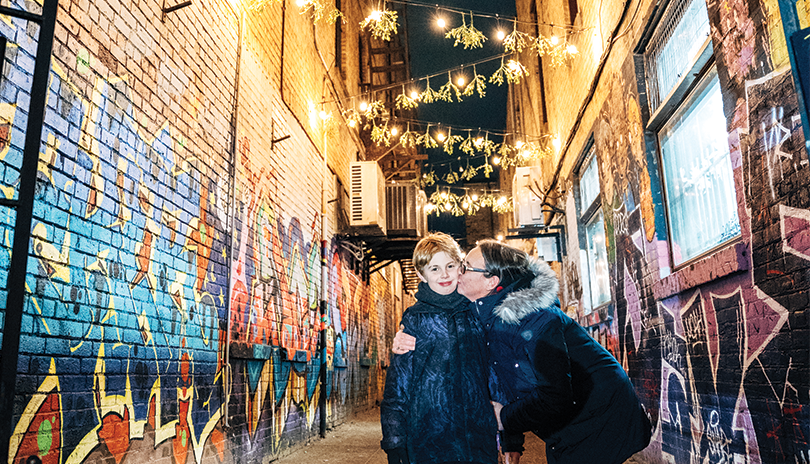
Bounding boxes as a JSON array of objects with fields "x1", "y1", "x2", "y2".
[
  {"x1": 575, "y1": 143, "x2": 612, "y2": 314},
  {"x1": 641, "y1": 0, "x2": 741, "y2": 270}
]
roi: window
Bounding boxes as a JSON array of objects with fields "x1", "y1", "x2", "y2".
[
  {"x1": 644, "y1": 0, "x2": 739, "y2": 266},
  {"x1": 578, "y1": 148, "x2": 611, "y2": 313}
]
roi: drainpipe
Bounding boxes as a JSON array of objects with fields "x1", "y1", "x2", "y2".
[
  {"x1": 0, "y1": 0, "x2": 58, "y2": 460},
  {"x1": 223, "y1": 2, "x2": 243, "y2": 430},
  {"x1": 319, "y1": 122, "x2": 329, "y2": 437}
]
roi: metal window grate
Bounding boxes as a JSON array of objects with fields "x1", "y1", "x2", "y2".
[{"x1": 644, "y1": 0, "x2": 710, "y2": 112}]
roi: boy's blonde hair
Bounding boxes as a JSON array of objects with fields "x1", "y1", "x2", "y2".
[{"x1": 412, "y1": 232, "x2": 462, "y2": 272}]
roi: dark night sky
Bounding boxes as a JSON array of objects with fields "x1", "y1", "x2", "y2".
[{"x1": 404, "y1": 0, "x2": 517, "y2": 241}]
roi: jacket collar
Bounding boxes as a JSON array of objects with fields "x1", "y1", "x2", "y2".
[{"x1": 488, "y1": 257, "x2": 559, "y2": 325}]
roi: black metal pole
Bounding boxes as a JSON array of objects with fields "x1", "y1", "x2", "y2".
[{"x1": 0, "y1": 0, "x2": 59, "y2": 461}]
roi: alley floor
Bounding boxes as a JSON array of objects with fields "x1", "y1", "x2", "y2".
[{"x1": 271, "y1": 406, "x2": 548, "y2": 464}]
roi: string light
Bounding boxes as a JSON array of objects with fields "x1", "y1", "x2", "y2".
[
  {"x1": 457, "y1": 76, "x2": 466, "y2": 87},
  {"x1": 550, "y1": 35, "x2": 559, "y2": 45},
  {"x1": 437, "y1": 17, "x2": 446, "y2": 28},
  {"x1": 496, "y1": 30, "x2": 506, "y2": 40}
]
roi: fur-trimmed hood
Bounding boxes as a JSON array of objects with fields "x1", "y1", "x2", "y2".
[{"x1": 493, "y1": 257, "x2": 560, "y2": 324}]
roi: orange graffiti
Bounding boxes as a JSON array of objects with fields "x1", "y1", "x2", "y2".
[{"x1": 97, "y1": 408, "x2": 131, "y2": 464}]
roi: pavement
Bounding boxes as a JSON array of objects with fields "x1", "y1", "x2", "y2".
[{"x1": 271, "y1": 405, "x2": 548, "y2": 464}]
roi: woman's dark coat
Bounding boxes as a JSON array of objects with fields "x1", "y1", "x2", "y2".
[
  {"x1": 380, "y1": 283, "x2": 498, "y2": 464},
  {"x1": 476, "y1": 258, "x2": 651, "y2": 464}
]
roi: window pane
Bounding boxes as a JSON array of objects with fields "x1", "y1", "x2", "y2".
[
  {"x1": 585, "y1": 210, "x2": 611, "y2": 309},
  {"x1": 580, "y1": 151, "x2": 600, "y2": 211},
  {"x1": 653, "y1": 0, "x2": 711, "y2": 103},
  {"x1": 659, "y1": 68, "x2": 740, "y2": 265}
]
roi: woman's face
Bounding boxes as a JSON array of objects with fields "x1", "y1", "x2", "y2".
[{"x1": 417, "y1": 251, "x2": 460, "y2": 295}]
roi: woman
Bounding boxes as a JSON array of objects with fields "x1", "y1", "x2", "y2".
[{"x1": 380, "y1": 233, "x2": 497, "y2": 464}]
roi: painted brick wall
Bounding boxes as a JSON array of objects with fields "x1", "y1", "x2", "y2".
[
  {"x1": 0, "y1": 0, "x2": 402, "y2": 463},
  {"x1": 515, "y1": 0, "x2": 810, "y2": 461}
]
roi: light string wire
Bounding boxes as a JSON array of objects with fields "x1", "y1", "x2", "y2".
[{"x1": 384, "y1": 0, "x2": 591, "y2": 33}]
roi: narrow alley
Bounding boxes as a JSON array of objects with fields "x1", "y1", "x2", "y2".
[{"x1": 272, "y1": 407, "x2": 549, "y2": 464}]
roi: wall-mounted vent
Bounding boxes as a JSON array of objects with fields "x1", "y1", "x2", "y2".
[
  {"x1": 386, "y1": 182, "x2": 427, "y2": 237},
  {"x1": 349, "y1": 161, "x2": 387, "y2": 235}
]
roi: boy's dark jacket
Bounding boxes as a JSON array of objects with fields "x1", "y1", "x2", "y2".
[
  {"x1": 380, "y1": 283, "x2": 498, "y2": 464},
  {"x1": 478, "y1": 258, "x2": 652, "y2": 464}
]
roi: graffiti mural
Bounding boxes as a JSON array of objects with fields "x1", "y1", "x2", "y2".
[{"x1": 0, "y1": 8, "x2": 395, "y2": 464}]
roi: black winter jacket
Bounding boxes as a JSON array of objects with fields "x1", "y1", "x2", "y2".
[
  {"x1": 476, "y1": 259, "x2": 651, "y2": 464},
  {"x1": 380, "y1": 283, "x2": 498, "y2": 464}
]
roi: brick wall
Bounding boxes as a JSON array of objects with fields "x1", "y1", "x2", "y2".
[
  {"x1": 515, "y1": 0, "x2": 810, "y2": 461},
  {"x1": 1, "y1": 0, "x2": 402, "y2": 463}
]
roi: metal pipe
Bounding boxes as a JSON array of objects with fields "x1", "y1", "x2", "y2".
[
  {"x1": 223, "y1": 2, "x2": 243, "y2": 430},
  {"x1": 0, "y1": 0, "x2": 59, "y2": 460},
  {"x1": 319, "y1": 121, "x2": 329, "y2": 437}
]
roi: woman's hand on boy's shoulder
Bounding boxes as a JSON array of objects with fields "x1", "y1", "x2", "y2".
[{"x1": 392, "y1": 325, "x2": 416, "y2": 354}]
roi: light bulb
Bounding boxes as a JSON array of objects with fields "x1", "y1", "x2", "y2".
[
  {"x1": 507, "y1": 61, "x2": 521, "y2": 72},
  {"x1": 491, "y1": 156, "x2": 500, "y2": 165},
  {"x1": 475, "y1": 137, "x2": 484, "y2": 147},
  {"x1": 567, "y1": 44, "x2": 578, "y2": 54},
  {"x1": 347, "y1": 119, "x2": 356, "y2": 128},
  {"x1": 550, "y1": 35, "x2": 559, "y2": 45},
  {"x1": 410, "y1": 91, "x2": 419, "y2": 99},
  {"x1": 296, "y1": 0, "x2": 309, "y2": 6},
  {"x1": 437, "y1": 132, "x2": 446, "y2": 142},
  {"x1": 497, "y1": 196, "x2": 506, "y2": 205},
  {"x1": 552, "y1": 136, "x2": 561, "y2": 150},
  {"x1": 444, "y1": 202, "x2": 452, "y2": 211},
  {"x1": 319, "y1": 110, "x2": 329, "y2": 120},
  {"x1": 359, "y1": 101, "x2": 368, "y2": 112},
  {"x1": 369, "y1": 10, "x2": 382, "y2": 21},
  {"x1": 515, "y1": 141, "x2": 525, "y2": 149},
  {"x1": 390, "y1": 127, "x2": 399, "y2": 136},
  {"x1": 457, "y1": 77, "x2": 466, "y2": 87},
  {"x1": 496, "y1": 30, "x2": 506, "y2": 41},
  {"x1": 462, "y1": 201, "x2": 469, "y2": 209},
  {"x1": 497, "y1": 234, "x2": 504, "y2": 241},
  {"x1": 437, "y1": 18, "x2": 446, "y2": 28},
  {"x1": 471, "y1": 194, "x2": 479, "y2": 201},
  {"x1": 459, "y1": 165, "x2": 464, "y2": 172}
]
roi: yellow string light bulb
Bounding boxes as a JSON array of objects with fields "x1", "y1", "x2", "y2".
[
  {"x1": 437, "y1": 132, "x2": 446, "y2": 142},
  {"x1": 347, "y1": 119, "x2": 356, "y2": 128},
  {"x1": 567, "y1": 44, "x2": 578, "y2": 54},
  {"x1": 471, "y1": 193, "x2": 479, "y2": 201},
  {"x1": 410, "y1": 90, "x2": 420, "y2": 99},
  {"x1": 437, "y1": 17, "x2": 446, "y2": 28},
  {"x1": 390, "y1": 127, "x2": 399, "y2": 136},
  {"x1": 491, "y1": 155, "x2": 501, "y2": 165},
  {"x1": 515, "y1": 140, "x2": 525, "y2": 149},
  {"x1": 444, "y1": 202, "x2": 453, "y2": 211},
  {"x1": 550, "y1": 35, "x2": 559, "y2": 45},
  {"x1": 552, "y1": 136, "x2": 562, "y2": 150},
  {"x1": 496, "y1": 30, "x2": 506, "y2": 41},
  {"x1": 457, "y1": 76, "x2": 466, "y2": 87},
  {"x1": 369, "y1": 10, "x2": 382, "y2": 21},
  {"x1": 359, "y1": 101, "x2": 368, "y2": 111}
]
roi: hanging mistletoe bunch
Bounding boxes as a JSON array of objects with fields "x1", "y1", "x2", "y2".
[
  {"x1": 490, "y1": 58, "x2": 530, "y2": 85},
  {"x1": 437, "y1": 72, "x2": 464, "y2": 102},
  {"x1": 361, "y1": 9, "x2": 399, "y2": 41},
  {"x1": 396, "y1": 90, "x2": 420, "y2": 110},
  {"x1": 445, "y1": 12, "x2": 488, "y2": 49},
  {"x1": 461, "y1": 68, "x2": 488, "y2": 98}
]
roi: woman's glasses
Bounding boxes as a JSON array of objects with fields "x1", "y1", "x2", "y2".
[{"x1": 460, "y1": 261, "x2": 489, "y2": 275}]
